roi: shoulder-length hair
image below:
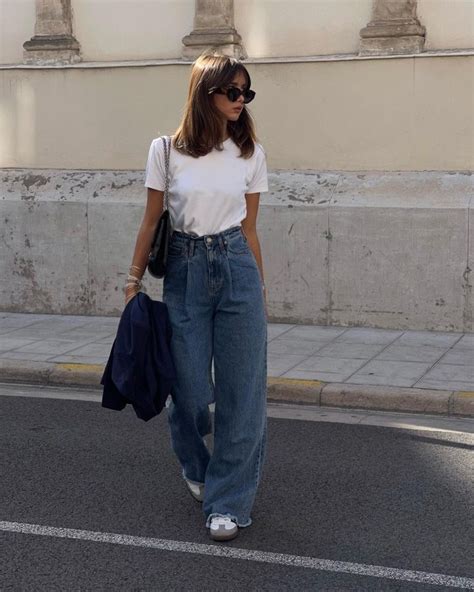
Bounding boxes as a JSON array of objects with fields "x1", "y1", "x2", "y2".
[{"x1": 172, "y1": 50, "x2": 258, "y2": 159}]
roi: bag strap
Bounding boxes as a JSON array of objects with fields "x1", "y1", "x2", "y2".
[{"x1": 161, "y1": 135, "x2": 171, "y2": 211}]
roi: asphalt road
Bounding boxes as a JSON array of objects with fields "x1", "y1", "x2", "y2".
[{"x1": 1, "y1": 385, "x2": 473, "y2": 591}]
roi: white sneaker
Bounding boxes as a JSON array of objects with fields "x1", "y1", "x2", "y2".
[
  {"x1": 209, "y1": 516, "x2": 238, "y2": 541},
  {"x1": 184, "y1": 477, "x2": 204, "y2": 502}
]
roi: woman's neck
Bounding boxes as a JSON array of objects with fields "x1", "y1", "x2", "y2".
[{"x1": 221, "y1": 122, "x2": 230, "y2": 142}]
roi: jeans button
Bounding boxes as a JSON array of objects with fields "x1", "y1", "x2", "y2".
[{"x1": 206, "y1": 237, "x2": 212, "y2": 244}]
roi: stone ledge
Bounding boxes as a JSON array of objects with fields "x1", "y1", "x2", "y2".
[{"x1": 1, "y1": 48, "x2": 473, "y2": 69}]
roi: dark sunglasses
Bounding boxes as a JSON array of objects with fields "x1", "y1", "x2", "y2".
[{"x1": 209, "y1": 86, "x2": 256, "y2": 104}]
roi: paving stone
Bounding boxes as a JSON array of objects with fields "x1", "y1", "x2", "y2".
[
  {"x1": 332, "y1": 327, "x2": 403, "y2": 345},
  {"x1": 0, "y1": 316, "x2": 42, "y2": 334},
  {"x1": 347, "y1": 360, "x2": 433, "y2": 387},
  {"x1": 374, "y1": 344, "x2": 447, "y2": 363},
  {"x1": 267, "y1": 339, "x2": 327, "y2": 356},
  {"x1": 279, "y1": 325, "x2": 347, "y2": 342},
  {"x1": 59, "y1": 343, "x2": 111, "y2": 357},
  {"x1": 451, "y1": 335, "x2": 474, "y2": 350},
  {"x1": 267, "y1": 324, "x2": 295, "y2": 341},
  {"x1": 58, "y1": 328, "x2": 117, "y2": 340},
  {"x1": 438, "y1": 349, "x2": 474, "y2": 365},
  {"x1": 393, "y1": 331, "x2": 463, "y2": 348},
  {"x1": 422, "y1": 363, "x2": 474, "y2": 383},
  {"x1": 289, "y1": 356, "x2": 367, "y2": 374},
  {"x1": 267, "y1": 353, "x2": 310, "y2": 375},
  {"x1": 0, "y1": 338, "x2": 38, "y2": 353},
  {"x1": 8, "y1": 339, "x2": 90, "y2": 356},
  {"x1": 314, "y1": 342, "x2": 386, "y2": 359},
  {"x1": 0, "y1": 351, "x2": 55, "y2": 362}
]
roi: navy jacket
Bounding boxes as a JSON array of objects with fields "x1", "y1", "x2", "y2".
[{"x1": 100, "y1": 292, "x2": 177, "y2": 421}]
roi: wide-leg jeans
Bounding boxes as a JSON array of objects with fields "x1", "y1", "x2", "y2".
[{"x1": 162, "y1": 224, "x2": 267, "y2": 528}]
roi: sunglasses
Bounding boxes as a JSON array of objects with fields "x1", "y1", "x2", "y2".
[{"x1": 210, "y1": 86, "x2": 256, "y2": 104}]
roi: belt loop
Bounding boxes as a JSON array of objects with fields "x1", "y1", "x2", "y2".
[
  {"x1": 189, "y1": 238, "x2": 195, "y2": 257},
  {"x1": 217, "y1": 235, "x2": 223, "y2": 254}
]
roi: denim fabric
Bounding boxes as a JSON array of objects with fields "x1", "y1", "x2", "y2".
[{"x1": 162, "y1": 224, "x2": 267, "y2": 528}]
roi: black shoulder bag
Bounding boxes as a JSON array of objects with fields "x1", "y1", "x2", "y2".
[{"x1": 147, "y1": 135, "x2": 172, "y2": 279}]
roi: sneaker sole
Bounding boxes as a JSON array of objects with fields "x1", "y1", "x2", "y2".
[{"x1": 209, "y1": 528, "x2": 239, "y2": 542}]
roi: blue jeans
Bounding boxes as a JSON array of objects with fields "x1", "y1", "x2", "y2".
[{"x1": 162, "y1": 224, "x2": 267, "y2": 528}]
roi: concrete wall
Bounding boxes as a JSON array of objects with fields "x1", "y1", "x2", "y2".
[
  {"x1": 1, "y1": 169, "x2": 472, "y2": 331},
  {"x1": 1, "y1": 0, "x2": 473, "y2": 65},
  {"x1": 1, "y1": 55, "x2": 473, "y2": 171}
]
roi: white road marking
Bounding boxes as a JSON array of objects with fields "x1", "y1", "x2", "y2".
[
  {"x1": 266, "y1": 402, "x2": 474, "y2": 434},
  {"x1": 1, "y1": 521, "x2": 473, "y2": 588},
  {"x1": 1, "y1": 382, "x2": 473, "y2": 434}
]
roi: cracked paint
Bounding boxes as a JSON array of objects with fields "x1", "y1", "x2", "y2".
[{"x1": 22, "y1": 174, "x2": 50, "y2": 190}]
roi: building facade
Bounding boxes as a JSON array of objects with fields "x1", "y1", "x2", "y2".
[{"x1": 1, "y1": 0, "x2": 473, "y2": 331}]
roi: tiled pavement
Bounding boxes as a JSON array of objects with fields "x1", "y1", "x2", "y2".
[{"x1": 0, "y1": 311, "x2": 473, "y2": 392}]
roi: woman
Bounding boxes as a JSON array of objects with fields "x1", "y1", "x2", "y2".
[{"x1": 125, "y1": 51, "x2": 268, "y2": 542}]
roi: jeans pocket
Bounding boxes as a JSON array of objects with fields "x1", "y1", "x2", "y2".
[
  {"x1": 226, "y1": 234, "x2": 250, "y2": 255},
  {"x1": 167, "y1": 242, "x2": 186, "y2": 259}
]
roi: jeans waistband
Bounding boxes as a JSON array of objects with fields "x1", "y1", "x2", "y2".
[
  {"x1": 171, "y1": 225, "x2": 243, "y2": 257},
  {"x1": 171, "y1": 225, "x2": 243, "y2": 242}
]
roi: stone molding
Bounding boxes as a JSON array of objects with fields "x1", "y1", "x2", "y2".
[
  {"x1": 360, "y1": 0, "x2": 426, "y2": 56},
  {"x1": 23, "y1": 0, "x2": 81, "y2": 65},
  {"x1": 182, "y1": 0, "x2": 246, "y2": 59}
]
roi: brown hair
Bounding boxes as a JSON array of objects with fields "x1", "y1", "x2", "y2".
[{"x1": 172, "y1": 50, "x2": 258, "y2": 159}]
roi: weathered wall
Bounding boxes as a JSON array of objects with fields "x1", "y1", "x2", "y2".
[{"x1": 1, "y1": 170, "x2": 472, "y2": 331}]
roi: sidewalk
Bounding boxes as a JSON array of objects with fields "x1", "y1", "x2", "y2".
[{"x1": 0, "y1": 311, "x2": 473, "y2": 418}]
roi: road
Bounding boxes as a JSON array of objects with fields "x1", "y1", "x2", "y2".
[{"x1": 1, "y1": 383, "x2": 473, "y2": 591}]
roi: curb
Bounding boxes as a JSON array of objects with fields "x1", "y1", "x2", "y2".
[{"x1": 0, "y1": 359, "x2": 473, "y2": 419}]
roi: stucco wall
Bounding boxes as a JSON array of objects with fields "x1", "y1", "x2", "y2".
[
  {"x1": 235, "y1": 0, "x2": 373, "y2": 57},
  {"x1": 73, "y1": 0, "x2": 195, "y2": 62},
  {"x1": 1, "y1": 55, "x2": 472, "y2": 172},
  {"x1": 418, "y1": 0, "x2": 474, "y2": 50},
  {"x1": 0, "y1": 0, "x2": 36, "y2": 65}
]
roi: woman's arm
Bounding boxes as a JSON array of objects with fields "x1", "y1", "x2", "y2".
[
  {"x1": 242, "y1": 192, "x2": 267, "y2": 312},
  {"x1": 125, "y1": 187, "x2": 164, "y2": 304}
]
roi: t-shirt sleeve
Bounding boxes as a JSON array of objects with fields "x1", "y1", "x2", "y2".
[
  {"x1": 144, "y1": 137, "x2": 165, "y2": 191},
  {"x1": 246, "y1": 143, "x2": 269, "y2": 194}
]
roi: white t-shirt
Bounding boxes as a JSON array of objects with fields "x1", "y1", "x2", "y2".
[{"x1": 144, "y1": 135, "x2": 269, "y2": 237}]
